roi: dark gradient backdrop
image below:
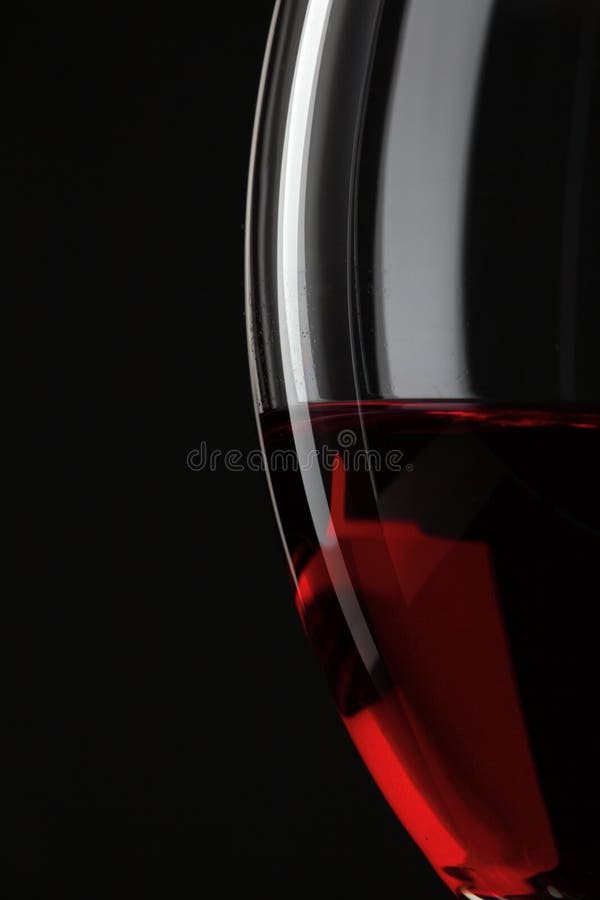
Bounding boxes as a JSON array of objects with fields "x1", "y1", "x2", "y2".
[{"x1": 5, "y1": 4, "x2": 448, "y2": 897}]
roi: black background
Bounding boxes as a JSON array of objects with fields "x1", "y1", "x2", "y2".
[{"x1": 6, "y1": 3, "x2": 448, "y2": 896}]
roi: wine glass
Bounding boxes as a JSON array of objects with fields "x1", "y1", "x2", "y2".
[{"x1": 245, "y1": 2, "x2": 600, "y2": 897}]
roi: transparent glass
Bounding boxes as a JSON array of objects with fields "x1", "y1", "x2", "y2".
[{"x1": 245, "y1": 2, "x2": 600, "y2": 898}]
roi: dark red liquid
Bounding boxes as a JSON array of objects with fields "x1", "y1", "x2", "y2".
[{"x1": 260, "y1": 402, "x2": 600, "y2": 900}]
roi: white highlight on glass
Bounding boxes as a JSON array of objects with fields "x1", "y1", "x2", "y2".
[
  {"x1": 277, "y1": 0, "x2": 383, "y2": 680},
  {"x1": 278, "y1": 0, "x2": 332, "y2": 405}
]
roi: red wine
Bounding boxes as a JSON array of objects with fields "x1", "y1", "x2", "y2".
[{"x1": 260, "y1": 402, "x2": 600, "y2": 900}]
